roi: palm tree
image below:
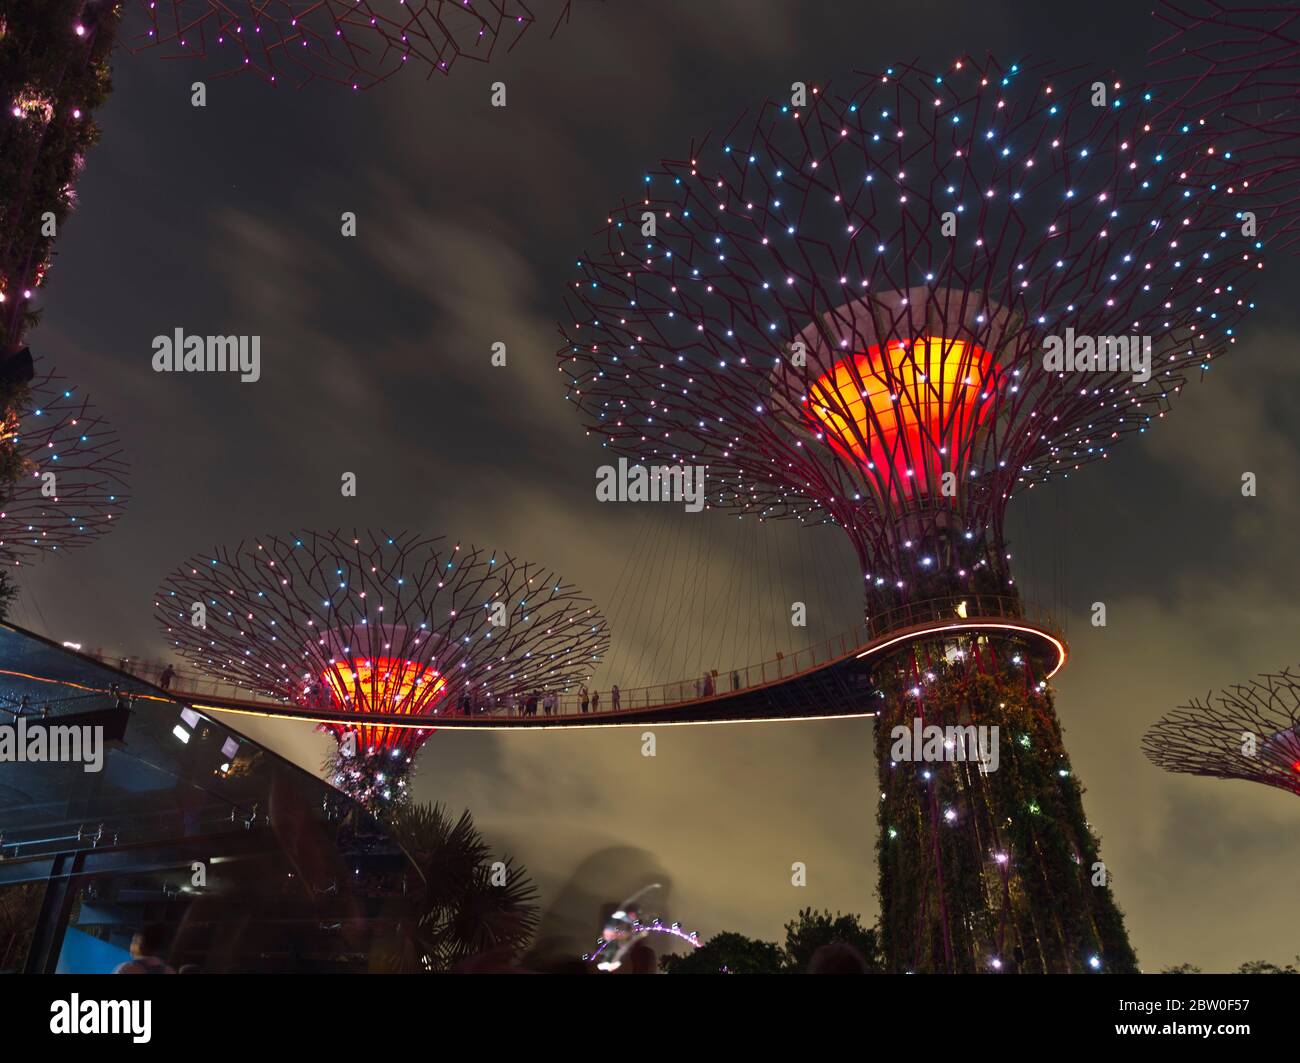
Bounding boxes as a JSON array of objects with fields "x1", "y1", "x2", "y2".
[{"x1": 387, "y1": 802, "x2": 539, "y2": 971}]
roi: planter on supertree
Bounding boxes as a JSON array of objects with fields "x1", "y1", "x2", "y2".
[
  {"x1": 313, "y1": 622, "x2": 450, "y2": 810},
  {"x1": 557, "y1": 55, "x2": 1275, "y2": 971},
  {"x1": 1144, "y1": 668, "x2": 1300, "y2": 799},
  {"x1": 874, "y1": 661, "x2": 1135, "y2": 973},
  {"x1": 155, "y1": 530, "x2": 609, "y2": 813}
]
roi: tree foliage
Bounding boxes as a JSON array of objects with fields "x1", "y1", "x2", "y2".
[
  {"x1": 660, "y1": 930, "x2": 787, "y2": 974},
  {"x1": 1161, "y1": 957, "x2": 1297, "y2": 974},
  {"x1": 783, "y1": 907, "x2": 884, "y2": 972},
  {"x1": 661, "y1": 908, "x2": 883, "y2": 973},
  {"x1": 386, "y1": 801, "x2": 539, "y2": 971}
]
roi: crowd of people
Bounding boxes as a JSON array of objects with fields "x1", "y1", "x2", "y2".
[{"x1": 454, "y1": 683, "x2": 625, "y2": 717}]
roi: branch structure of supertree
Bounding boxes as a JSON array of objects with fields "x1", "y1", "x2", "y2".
[
  {"x1": 1143, "y1": 668, "x2": 1300, "y2": 798},
  {"x1": 126, "y1": 0, "x2": 580, "y2": 89},
  {"x1": 0, "y1": 367, "x2": 129, "y2": 567},
  {"x1": 154, "y1": 530, "x2": 609, "y2": 810},
  {"x1": 1148, "y1": 0, "x2": 1300, "y2": 246},
  {"x1": 556, "y1": 51, "x2": 1289, "y2": 972}
]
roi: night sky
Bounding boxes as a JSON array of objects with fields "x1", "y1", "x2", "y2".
[{"x1": 14, "y1": 0, "x2": 1300, "y2": 970}]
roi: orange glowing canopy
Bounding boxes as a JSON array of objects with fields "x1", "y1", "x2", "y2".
[
  {"x1": 320, "y1": 656, "x2": 448, "y2": 753},
  {"x1": 806, "y1": 336, "x2": 1000, "y2": 500},
  {"x1": 323, "y1": 656, "x2": 448, "y2": 715}
]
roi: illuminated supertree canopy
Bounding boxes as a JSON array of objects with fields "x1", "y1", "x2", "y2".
[
  {"x1": 552, "y1": 46, "x2": 1300, "y2": 973},
  {"x1": 154, "y1": 530, "x2": 609, "y2": 808},
  {"x1": 127, "y1": 0, "x2": 582, "y2": 89},
  {"x1": 558, "y1": 55, "x2": 1266, "y2": 618},
  {"x1": 1143, "y1": 668, "x2": 1300, "y2": 798},
  {"x1": 0, "y1": 368, "x2": 130, "y2": 567}
]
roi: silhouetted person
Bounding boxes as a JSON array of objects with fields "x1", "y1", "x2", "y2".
[
  {"x1": 159, "y1": 665, "x2": 176, "y2": 690},
  {"x1": 590, "y1": 690, "x2": 600, "y2": 713},
  {"x1": 113, "y1": 925, "x2": 176, "y2": 974},
  {"x1": 580, "y1": 686, "x2": 590, "y2": 714},
  {"x1": 731, "y1": 670, "x2": 740, "y2": 691},
  {"x1": 807, "y1": 942, "x2": 868, "y2": 974},
  {"x1": 611, "y1": 685, "x2": 621, "y2": 710}
]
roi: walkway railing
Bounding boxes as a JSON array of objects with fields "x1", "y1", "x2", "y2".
[
  {"x1": 79, "y1": 653, "x2": 264, "y2": 705},
  {"x1": 508, "y1": 594, "x2": 1057, "y2": 718},
  {"x1": 105, "y1": 595, "x2": 1061, "y2": 724}
]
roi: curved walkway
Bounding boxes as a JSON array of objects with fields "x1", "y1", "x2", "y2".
[{"x1": 102, "y1": 596, "x2": 1066, "y2": 730}]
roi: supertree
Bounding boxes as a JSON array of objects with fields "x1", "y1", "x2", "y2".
[
  {"x1": 556, "y1": 48, "x2": 1287, "y2": 971},
  {"x1": 154, "y1": 530, "x2": 609, "y2": 811},
  {"x1": 0, "y1": 366, "x2": 129, "y2": 606},
  {"x1": 1143, "y1": 668, "x2": 1300, "y2": 799}
]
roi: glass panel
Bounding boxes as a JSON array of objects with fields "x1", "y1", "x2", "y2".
[{"x1": 1, "y1": 623, "x2": 419, "y2": 973}]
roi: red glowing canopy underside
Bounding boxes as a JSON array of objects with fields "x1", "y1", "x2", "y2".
[
  {"x1": 806, "y1": 337, "x2": 1001, "y2": 500},
  {"x1": 317, "y1": 656, "x2": 447, "y2": 752}
]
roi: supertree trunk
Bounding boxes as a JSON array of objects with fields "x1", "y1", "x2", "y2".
[
  {"x1": 0, "y1": 0, "x2": 119, "y2": 360},
  {"x1": 872, "y1": 628, "x2": 1139, "y2": 973},
  {"x1": 326, "y1": 744, "x2": 417, "y2": 817}
]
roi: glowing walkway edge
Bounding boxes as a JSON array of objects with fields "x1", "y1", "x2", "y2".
[
  {"x1": 201, "y1": 616, "x2": 1065, "y2": 731},
  {"x1": 198, "y1": 702, "x2": 882, "y2": 730},
  {"x1": 2, "y1": 614, "x2": 1063, "y2": 732},
  {"x1": 855, "y1": 619, "x2": 1067, "y2": 678}
]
